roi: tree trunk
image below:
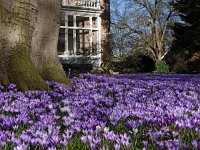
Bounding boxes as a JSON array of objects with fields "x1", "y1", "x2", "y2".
[
  {"x1": 31, "y1": 0, "x2": 71, "y2": 87},
  {"x1": 0, "y1": 0, "x2": 71, "y2": 91}
]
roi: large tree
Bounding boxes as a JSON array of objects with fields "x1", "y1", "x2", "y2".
[
  {"x1": 0, "y1": 0, "x2": 71, "y2": 91},
  {"x1": 167, "y1": 0, "x2": 200, "y2": 73},
  {"x1": 111, "y1": 0, "x2": 175, "y2": 60}
]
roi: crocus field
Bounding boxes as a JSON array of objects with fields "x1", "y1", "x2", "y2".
[{"x1": 0, "y1": 73, "x2": 200, "y2": 150}]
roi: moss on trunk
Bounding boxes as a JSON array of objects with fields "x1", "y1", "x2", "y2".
[
  {"x1": 7, "y1": 43, "x2": 48, "y2": 91},
  {"x1": 39, "y1": 61, "x2": 73, "y2": 88}
]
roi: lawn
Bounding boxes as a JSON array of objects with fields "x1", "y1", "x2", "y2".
[{"x1": 0, "y1": 73, "x2": 200, "y2": 150}]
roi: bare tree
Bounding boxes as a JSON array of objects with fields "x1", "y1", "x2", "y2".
[{"x1": 111, "y1": 0, "x2": 175, "y2": 60}]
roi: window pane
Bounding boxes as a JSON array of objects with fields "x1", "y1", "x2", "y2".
[
  {"x1": 67, "y1": 29, "x2": 73, "y2": 55},
  {"x1": 92, "y1": 17, "x2": 97, "y2": 28},
  {"x1": 76, "y1": 16, "x2": 89, "y2": 28},
  {"x1": 92, "y1": 30, "x2": 98, "y2": 55},
  {"x1": 57, "y1": 29, "x2": 65, "y2": 55},
  {"x1": 68, "y1": 15, "x2": 73, "y2": 27}
]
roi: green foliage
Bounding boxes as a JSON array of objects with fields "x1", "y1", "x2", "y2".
[
  {"x1": 167, "y1": 0, "x2": 200, "y2": 73},
  {"x1": 65, "y1": 134, "x2": 88, "y2": 150},
  {"x1": 154, "y1": 60, "x2": 170, "y2": 74}
]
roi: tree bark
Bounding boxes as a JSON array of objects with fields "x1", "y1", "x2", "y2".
[
  {"x1": 30, "y1": 0, "x2": 71, "y2": 87},
  {"x1": 0, "y1": 0, "x2": 71, "y2": 91}
]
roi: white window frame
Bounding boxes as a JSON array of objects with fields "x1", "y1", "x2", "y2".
[{"x1": 60, "y1": 11, "x2": 102, "y2": 57}]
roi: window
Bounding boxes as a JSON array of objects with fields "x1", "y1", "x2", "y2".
[{"x1": 58, "y1": 13, "x2": 101, "y2": 56}]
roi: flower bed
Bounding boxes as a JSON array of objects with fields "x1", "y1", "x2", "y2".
[{"x1": 0, "y1": 74, "x2": 200, "y2": 150}]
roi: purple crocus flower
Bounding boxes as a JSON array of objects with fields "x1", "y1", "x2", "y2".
[
  {"x1": 191, "y1": 140, "x2": 199, "y2": 149},
  {"x1": 14, "y1": 143, "x2": 28, "y2": 150},
  {"x1": 114, "y1": 143, "x2": 121, "y2": 150}
]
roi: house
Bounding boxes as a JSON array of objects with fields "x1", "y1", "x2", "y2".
[{"x1": 58, "y1": 0, "x2": 110, "y2": 67}]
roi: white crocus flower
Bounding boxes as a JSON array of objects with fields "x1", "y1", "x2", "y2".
[{"x1": 60, "y1": 106, "x2": 70, "y2": 113}]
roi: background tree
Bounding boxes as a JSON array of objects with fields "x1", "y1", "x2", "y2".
[
  {"x1": 167, "y1": 0, "x2": 200, "y2": 73},
  {"x1": 0, "y1": 0, "x2": 71, "y2": 91},
  {"x1": 111, "y1": 0, "x2": 175, "y2": 61}
]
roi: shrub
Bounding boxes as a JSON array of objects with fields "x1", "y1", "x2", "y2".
[
  {"x1": 120, "y1": 53, "x2": 156, "y2": 73},
  {"x1": 154, "y1": 60, "x2": 170, "y2": 74},
  {"x1": 101, "y1": 51, "x2": 156, "y2": 74}
]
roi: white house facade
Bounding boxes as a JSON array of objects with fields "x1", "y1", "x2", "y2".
[{"x1": 58, "y1": 0, "x2": 110, "y2": 67}]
